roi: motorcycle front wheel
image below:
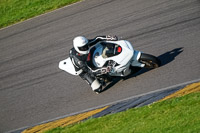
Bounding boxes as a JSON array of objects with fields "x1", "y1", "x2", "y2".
[{"x1": 139, "y1": 53, "x2": 161, "y2": 68}]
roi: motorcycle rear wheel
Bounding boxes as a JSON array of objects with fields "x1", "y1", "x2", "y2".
[{"x1": 139, "y1": 53, "x2": 161, "y2": 68}]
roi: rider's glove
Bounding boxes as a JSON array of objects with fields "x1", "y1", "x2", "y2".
[{"x1": 106, "y1": 35, "x2": 118, "y2": 41}]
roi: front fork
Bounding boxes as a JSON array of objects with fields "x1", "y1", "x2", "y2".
[{"x1": 131, "y1": 50, "x2": 145, "y2": 67}]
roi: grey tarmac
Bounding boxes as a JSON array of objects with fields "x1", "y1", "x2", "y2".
[{"x1": 0, "y1": 0, "x2": 200, "y2": 132}]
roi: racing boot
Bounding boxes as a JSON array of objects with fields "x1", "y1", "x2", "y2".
[
  {"x1": 91, "y1": 79, "x2": 102, "y2": 94},
  {"x1": 79, "y1": 72, "x2": 103, "y2": 94}
]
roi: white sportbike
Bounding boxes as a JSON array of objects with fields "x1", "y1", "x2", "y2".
[{"x1": 59, "y1": 40, "x2": 161, "y2": 92}]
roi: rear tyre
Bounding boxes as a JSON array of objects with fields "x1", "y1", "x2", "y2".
[{"x1": 139, "y1": 53, "x2": 161, "y2": 68}]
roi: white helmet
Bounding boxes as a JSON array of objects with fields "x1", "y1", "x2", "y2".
[{"x1": 73, "y1": 36, "x2": 89, "y2": 54}]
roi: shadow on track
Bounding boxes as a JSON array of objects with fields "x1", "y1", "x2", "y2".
[
  {"x1": 125, "y1": 47, "x2": 184, "y2": 79},
  {"x1": 158, "y1": 47, "x2": 184, "y2": 66},
  {"x1": 102, "y1": 47, "x2": 183, "y2": 92}
]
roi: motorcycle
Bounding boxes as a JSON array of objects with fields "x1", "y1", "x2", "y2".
[{"x1": 59, "y1": 40, "x2": 161, "y2": 93}]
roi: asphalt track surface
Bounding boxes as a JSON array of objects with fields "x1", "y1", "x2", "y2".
[{"x1": 0, "y1": 0, "x2": 200, "y2": 132}]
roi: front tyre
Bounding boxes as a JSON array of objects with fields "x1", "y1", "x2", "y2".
[{"x1": 139, "y1": 53, "x2": 161, "y2": 68}]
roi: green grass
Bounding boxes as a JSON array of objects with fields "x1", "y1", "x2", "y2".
[
  {"x1": 46, "y1": 92, "x2": 200, "y2": 133},
  {"x1": 0, "y1": 0, "x2": 81, "y2": 29}
]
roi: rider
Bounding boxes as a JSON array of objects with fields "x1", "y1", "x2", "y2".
[{"x1": 69, "y1": 35, "x2": 118, "y2": 93}]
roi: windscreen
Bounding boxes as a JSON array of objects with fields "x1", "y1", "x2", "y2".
[{"x1": 101, "y1": 42, "x2": 122, "y2": 58}]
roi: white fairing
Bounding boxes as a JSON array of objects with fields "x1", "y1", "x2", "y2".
[
  {"x1": 92, "y1": 40, "x2": 142, "y2": 77},
  {"x1": 59, "y1": 58, "x2": 82, "y2": 75},
  {"x1": 93, "y1": 40, "x2": 133, "y2": 68}
]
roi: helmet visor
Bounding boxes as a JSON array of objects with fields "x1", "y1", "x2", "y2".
[{"x1": 78, "y1": 45, "x2": 89, "y2": 51}]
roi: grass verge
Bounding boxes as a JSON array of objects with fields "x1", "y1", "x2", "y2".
[
  {"x1": 0, "y1": 0, "x2": 81, "y2": 29},
  {"x1": 46, "y1": 92, "x2": 200, "y2": 133}
]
